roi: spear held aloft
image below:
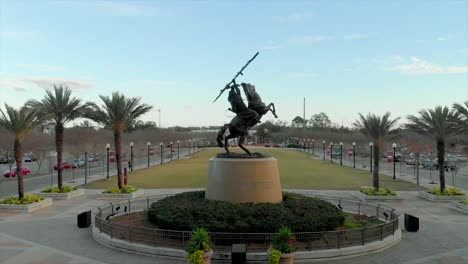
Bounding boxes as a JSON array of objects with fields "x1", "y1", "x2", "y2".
[{"x1": 212, "y1": 51, "x2": 259, "y2": 103}]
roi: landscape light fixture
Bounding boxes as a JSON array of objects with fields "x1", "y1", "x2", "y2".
[
  {"x1": 106, "y1": 143, "x2": 110, "y2": 179},
  {"x1": 322, "y1": 141, "x2": 326, "y2": 160},
  {"x1": 160, "y1": 142, "x2": 163, "y2": 165},
  {"x1": 177, "y1": 140, "x2": 180, "y2": 159},
  {"x1": 130, "y1": 142, "x2": 134, "y2": 172},
  {"x1": 339, "y1": 142, "x2": 343, "y2": 165},
  {"x1": 392, "y1": 143, "x2": 397, "y2": 180},
  {"x1": 369, "y1": 142, "x2": 373, "y2": 173},
  {"x1": 147, "y1": 141, "x2": 151, "y2": 168},
  {"x1": 352, "y1": 142, "x2": 356, "y2": 168},
  {"x1": 170, "y1": 141, "x2": 173, "y2": 162},
  {"x1": 330, "y1": 142, "x2": 333, "y2": 163}
]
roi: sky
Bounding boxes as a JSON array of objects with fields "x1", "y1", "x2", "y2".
[{"x1": 0, "y1": 0, "x2": 467, "y2": 128}]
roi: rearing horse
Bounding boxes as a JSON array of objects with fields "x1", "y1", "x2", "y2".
[{"x1": 216, "y1": 83, "x2": 277, "y2": 155}]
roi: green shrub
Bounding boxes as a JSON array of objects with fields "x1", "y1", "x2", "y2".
[
  {"x1": 41, "y1": 185, "x2": 77, "y2": 193},
  {"x1": 0, "y1": 194, "x2": 44, "y2": 205},
  {"x1": 271, "y1": 226, "x2": 295, "y2": 254},
  {"x1": 186, "y1": 227, "x2": 210, "y2": 264},
  {"x1": 361, "y1": 187, "x2": 396, "y2": 196},
  {"x1": 459, "y1": 199, "x2": 468, "y2": 205},
  {"x1": 429, "y1": 187, "x2": 464, "y2": 196},
  {"x1": 147, "y1": 191, "x2": 345, "y2": 233},
  {"x1": 102, "y1": 185, "x2": 138, "y2": 194},
  {"x1": 268, "y1": 248, "x2": 281, "y2": 264}
]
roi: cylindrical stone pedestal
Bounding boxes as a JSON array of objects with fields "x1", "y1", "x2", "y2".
[{"x1": 205, "y1": 157, "x2": 282, "y2": 203}]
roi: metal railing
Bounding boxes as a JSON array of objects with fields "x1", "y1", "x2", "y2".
[{"x1": 94, "y1": 194, "x2": 400, "y2": 252}]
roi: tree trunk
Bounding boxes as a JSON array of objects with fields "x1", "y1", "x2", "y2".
[
  {"x1": 437, "y1": 140, "x2": 445, "y2": 192},
  {"x1": 55, "y1": 124, "x2": 64, "y2": 189},
  {"x1": 373, "y1": 143, "x2": 380, "y2": 191},
  {"x1": 114, "y1": 129, "x2": 123, "y2": 189},
  {"x1": 14, "y1": 139, "x2": 24, "y2": 201}
]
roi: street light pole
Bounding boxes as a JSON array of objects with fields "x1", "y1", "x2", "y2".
[
  {"x1": 188, "y1": 139, "x2": 191, "y2": 155},
  {"x1": 322, "y1": 141, "x2": 325, "y2": 160},
  {"x1": 352, "y1": 142, "x2": 356, "y2": 168},
  {"x1": 130, "y1": 142, "x2": 134, "y2": 172},
  {"x1": 177, "y1": 140, "x2": 180, "y2": 159},
  {"x1": 147, "y1": 142, "x2": 151, "y2": 168},
  {"x1": 369, "y1": 142, "x2": 373, "y2": 173},
  {"x1": 307, "y1": 139, "x2": 310, "y2": 155},
  {"x1": 170, "y1": 141, "x2": 173, "y2": 162},
  {"x1": 312, "y1": 139, "x2": 315, "y2": 155},
  {"x1": 106, "y1": 143, "x2": 110, "y2": 180},
  {"x1": 340, "y1": 142, "x2": 343, "y2": 165},
  {"x1": 392, "y1": 142, "x2": 397, "y2": 180},
  {"x1": 160, "y1": 142, "x2": 163, "y2": 165},
  {"x1": 330, "y1": 142, "x2": 333, "y2": 163}
]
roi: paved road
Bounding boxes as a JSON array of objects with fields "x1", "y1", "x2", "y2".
[
  {"x1": 0, "y1": 147, "x2": 196, "y2": 198},
  {"x1": 304, "y1": 147, "x2": 468, "y2": 192}
]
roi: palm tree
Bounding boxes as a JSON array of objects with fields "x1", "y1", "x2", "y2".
[
  {"x1": 453, "y1": 101, "x2": 468, "y2": 132},
  {"x1": 0, "y1": 104, "x2": 41, "y2": 200},
  {"x1": 86, "y1": 92, "x2": 152, "y2": 189},
  {"x1": 354, "y1": 113, "x2": 400, "y2": 191},
  {"x1": 26, "y1": 85, "x2": 89, "y2": 189},
  {"x1": 406, "y1": 106, "x2": 462, "y2": 192}
]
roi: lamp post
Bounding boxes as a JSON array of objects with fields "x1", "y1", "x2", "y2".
[
  {"x1": 188, "y1": 139, "x2": 191, "y2": 155},
  {"x1": 177, "y1": 140, "x2": 180, "y2": 159},
  {"x1": 322, "y1": 141, "x2": 326, "y2": 160},
  {"x1": 369, "y1": 142, "x2": 373, "y2": 173},
  {"x1": 340, "y1": 142, "x2": 343, "y2": 165},
  {"x1": 392, "y1": 142, "x2": 397, "y2": 180},
  {"x1": 130, "y1": 142, "x2": 134, "y2": 172},
  {"x1": 160, "y1": 142, "x2": 163, "y2": 165},
  {"x1": 147, "y1": 142, "x2": 151, "y2": 168},
  {"x1": 170, "y1": 141, "x2": 173, "y2": 162},
  {"x1": 106, "y1": 143, "x2": 110, "y2": 180},
  {"x1": 352, "y1": 142, "x2": 356, "y2": 168},
  {"x1": 307, "y1": 139, "x2": 310, "y2": 154},
  {"x1": 312, "y1": 139, "x2": 315, "y2": 155},
  {"x1": 330, "y1": 142, "x2": 333, "y2": 163}
]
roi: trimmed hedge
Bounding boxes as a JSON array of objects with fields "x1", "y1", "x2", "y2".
[{"x1": 147, "y1": 191, "x2": 345, "y2": 232}]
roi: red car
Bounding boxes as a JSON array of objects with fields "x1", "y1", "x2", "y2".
[
  {"x1": 3, "y1": 167, "x2": 31, "y2": 177},
  {"x1": 53, "y1": 162, "x2": 73, "y2": 170}
]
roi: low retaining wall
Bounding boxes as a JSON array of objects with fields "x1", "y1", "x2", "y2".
[
  {"x1": 38, "y1": 188, "x2": 85, "y2": 200},
  {"x1": 0, "y1": 198, "x2": 53, "y2": 213},
  {"x1": 451, "y1": 202, "x2": 468, "y2": 214},
  {"x1": 96, "y1": 189, "x2": 144, "y2": 199},
  {"x1": 418, "y1": 191, "x2": 465, "y2": 202},
  {"x1": 92, "y1": 226, "x2": 401, "y2": 263},
  {"x1": 352, "y1": 191, "x2": 403, "y2": 202}
]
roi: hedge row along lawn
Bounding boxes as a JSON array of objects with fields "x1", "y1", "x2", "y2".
[{"x1": 84, "y1": 148, "x2": 422, "y2": 190}]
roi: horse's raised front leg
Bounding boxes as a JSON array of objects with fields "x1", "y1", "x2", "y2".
[
  {"x1": 267, "y1": 103, "x2": 278, "y2": 118},
  {"x1": 224, "y1": 134, "x2": 237, "y2": 153}
]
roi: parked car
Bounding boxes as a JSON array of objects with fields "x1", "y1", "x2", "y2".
[
  {"x1": 24, "y1": 155, "x2": 37, "y2": 162},
  {"x1": 405, "y1": 158, "x2": 416, "y2": 165},
  {"x1": 0, "y1": 157, "x2": 13, "y2": 164},
  {"x1": 422, "y1": 158, "x2": 437, "y2": 169},
  {"x1": 88, "y1": 155, "x2": 99, "y2": 162},
  {"x1": 3, "y1": 167, "x2": 31, "y2": 177},
  {"x1": 53, "y1": 162, "x2": 73, "y2": 170},
  {"x1": 72, "y1": 159, "x2": 85, "y2": 168}
]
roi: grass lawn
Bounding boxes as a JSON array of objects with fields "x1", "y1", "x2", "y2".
[{"x1": 84, "y1": 148, "x2": 422, "y2": 190}]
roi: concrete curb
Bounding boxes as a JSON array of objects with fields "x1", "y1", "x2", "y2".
[
  {"x1": 0, "y1": 198, "x2": 53, "y2": 212},
  {"x1": 36, "y1": 188, "x2": 85, "y2": 200},
  {"x1": 352, "y1": 191, "x2": 404, "y2": 202},
  {"x1": 96, "y1": 189, "x2": 144, "y2": 199},
  {"x1": 92, "y1": 226, "x2": 401, "y2": 263},
  {"x1": 451, "y1": 201, "x2": 468, "y2": 214},
  {"x1": 418, "y1": 191, "x2": 466, "y2": 202}
]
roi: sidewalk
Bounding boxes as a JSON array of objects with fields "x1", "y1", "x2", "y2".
[{"x1": 1, "y1": 189, "x2": 467, "y2": 264}]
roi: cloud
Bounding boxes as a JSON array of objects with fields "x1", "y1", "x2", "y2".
[
  {"x1": 58, "y1": 1, "x2": 169, "y2": 17},
  {"x1": 17, "y1": 64, "x2": 64, "y2": 72},
  {"x1": 344, "y1": 34, "x2": 366, "y2": 40},
  {"x1": 283, "y1": 73, "x2": 318, "y2": 79},
  {"x1": 282, "y1": 12, "x2": 313, "y2": 22},
  {"x1": 371, "y1": 55, "x2": 404, "y2": 64},
  {"x1": 288, "y1": 35, "x2": 334, "y2": 44},
  {"x1": 13, "y1": 87, "x2": 27, "y2": 92},
  {"x1": 1, "y1": 76, "x2": 94, "y2": 90},
  {"x1": 386, "y1": 57, "x2": 468, "y2": 75}
]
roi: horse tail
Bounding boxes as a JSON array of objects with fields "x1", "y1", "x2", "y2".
[{"x1": 217, "y1": 124, "x2": 229, "y2": 147}]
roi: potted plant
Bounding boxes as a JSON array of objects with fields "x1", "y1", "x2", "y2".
[
  {"x1": 269, "y1": 226, "x2": 295, "y2": 264},
  {"x1": 186, "y1": 227, "x2": 213, "y2": 264}
]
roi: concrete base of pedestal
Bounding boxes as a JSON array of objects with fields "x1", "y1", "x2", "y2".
[{"x1": 205, "y1": 156, "x2": 282, "y2": 203}]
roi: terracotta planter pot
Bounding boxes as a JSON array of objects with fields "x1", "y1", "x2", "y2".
[
  {"x1": 279, "y1": 252, "x2": 295, "y2": 264},
  {"x1": 203, "y1": 248, "x2": 213, "y2": 264}
]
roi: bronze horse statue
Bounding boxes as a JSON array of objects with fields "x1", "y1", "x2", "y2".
[{"x1": 217, "y1": 82, "x2": 277, "y2": 155}]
